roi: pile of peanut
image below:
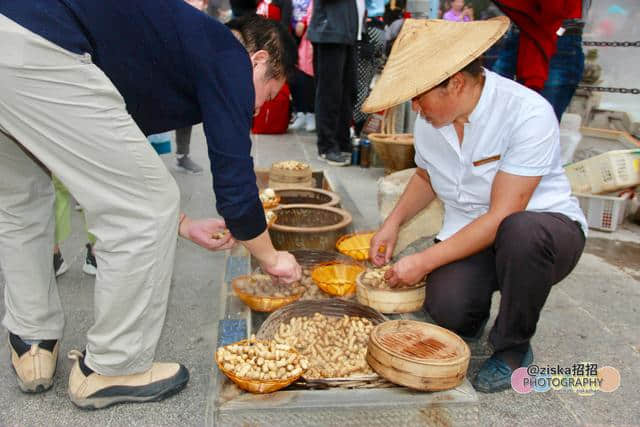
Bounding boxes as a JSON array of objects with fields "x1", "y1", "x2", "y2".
[
  {"x1": 235, "y1": 274, "x2": 305, "y2": 298},
  {"x1": 217, "y1": 336, "x2": 308, "y2": 381},
  {"x1": 273, "y1": 313, "x2": 375, "y2": 378},
  {"x1": 259, "y1": 188, "x2": 277, "y2": 203},
  {"x1": 360, "y1": 265, "x2": 392, "y2": 289},
  {"x1": 273, "y1": 160, "x2": 309, "y2": 171}
]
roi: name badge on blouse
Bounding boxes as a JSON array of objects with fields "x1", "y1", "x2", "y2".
[{"x1": 472, "y1": 155, "x2": 501, "y2": 167}]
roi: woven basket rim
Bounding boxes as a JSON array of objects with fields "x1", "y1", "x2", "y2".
[
  {"x1": 270, "y1": 204, "x2": 352, "y2": 233},
  {"x1": 368, "y1": 133, "x2": 414, "y2": 146},
  {"x1": 356, "y1": 271, "x2": 426, "y2": 292}
]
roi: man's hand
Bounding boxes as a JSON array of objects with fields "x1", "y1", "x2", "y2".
[
  {"x1": 384, "y1": 253, "x2": 427, "y2": 288},
  {"x1": 179, "y1": 216, "x2": 236, "y2": 251},
  {"x1": 261, "y1": 251, "x2": 302, "y2": 284},
  {"x1": 369, "y1": 222, "x2": 399, "y2": 266}
]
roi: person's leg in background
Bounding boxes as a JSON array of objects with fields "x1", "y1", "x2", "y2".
[
  {"x1": 337, "y1": 44, "x2": 356, "y2": 154},
  {"x1": 175, "y1": 126, "x2": 203, "y2": 174},
  {"x1": 0, "y1": 15, "x2": 187, "y2": 407},
  {"x1": 289, "y1": 68, "x2": 309, "y2": 131},
  {"x1": 314, "y1": 42, "x2": 351, "y2": 165},
  {"x1": 53, "y1": 175, "x2": 72, "y2": 277},
  {"x1": 0, "y1": 129, "x2": 64, "y2": 393},
  {"x1": 489, "y1": 26, "x2": 519, "y2": 80},
  {"x1": 540, "y1": 33, "x2": 585, "y2": 121}
]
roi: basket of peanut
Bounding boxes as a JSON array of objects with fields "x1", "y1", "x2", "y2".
[
  {"x1": 256, "y1": 299, "x2": 389, "y2": 387},
  {"x1": 356, "y1": 265, "x2": 426, "y2": 314},
  {"x1": 268, "y1": 160, "x2": 313, "y2": 189},
  {"x1": 310, "y1": 261, "x2": 365, "y2": 297},
  {"x1": 215, "y1": 336, "x2": 308, "y2": 393},
  {"x1": 232, "y1": 274, "x2": 305, "y2": 312}
]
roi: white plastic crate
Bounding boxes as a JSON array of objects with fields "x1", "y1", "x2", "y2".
[
  {"x1": 565, "y1": 149, "x2": 640, "y2": 194},
  {"x1": 574, "y1": 192, "x2": 631, "y2": 232}
]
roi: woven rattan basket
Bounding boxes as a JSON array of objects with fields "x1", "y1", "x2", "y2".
[
  {"x1": 215, "y1": 339, "x2": 305, "y2": 393},
  {"x1": 232, "y1": 275, "x2": 303, "y2": 312},
  {"x1": 275, "y1": 187, "x2": 340, "y2": 207},
  {"x1": 311, "y1": 261, "x2": 365, "y2": 296},
  {"x1": 367, "y1": 320, "x2": 470, "y2": 391},
  {"x1": 256, "y1": 299, "x2": 389, "y2": 387},
  {"x1": 368, "y1": 133, "x2": 416, "y2": 175},
  {"x1": 356, "y1": 272, "x2": 426, "y2": 314}
]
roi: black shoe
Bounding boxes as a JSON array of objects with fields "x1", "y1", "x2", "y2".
[
  {"x1": 325, "y1": 151, "x2": 350, "y2": 166},
  {"x1": 83, "y1": 243, "x2": 97, "y2": 276},
  {"x1": 53, "y1": 252, "x2": 69, "y2": 277}
]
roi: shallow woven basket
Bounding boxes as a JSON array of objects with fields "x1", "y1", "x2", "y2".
[
  {"x1": 367, "y1": 320, "x2": 470, "y2": 391},
  {"x1": 256, "y1": 299, "x2": 388, "y2": 387},
  {"x1": 368, "y1": 133, "x2": 416, "y2": 175},
  {"x1": 356, "y1": 272, "x2": 426, "y2": 314},
  {"x1": 215, "y1": 339, "x2": 305, "y2": 393},
  {"x1": 336, "y1": 232, "x2": 376, "y2": 261},
  {"x1": 311, "y1": 261, "x2": 365, "y2": 296},
  {"x1": 232, "y1": 275, "x2": 303, "y2": 312},
  {"x1": 261, "y1": 195, "x2": 281, "y2": 210}
]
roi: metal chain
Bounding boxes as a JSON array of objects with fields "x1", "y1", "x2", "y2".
[
  {"x1": 582, "y1": 41, "x2": 640, "y2": 47},
  {"x1": 578, "y1": 85, "x2": 640, "y2": 95}
]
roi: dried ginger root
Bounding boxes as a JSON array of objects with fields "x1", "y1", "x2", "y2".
[
  {"x1": 216, "y1": 335, "x2": 308, "y2": 381},
  {"x1": 273, "y1": 313, "x2": 375, "y2": 378}
]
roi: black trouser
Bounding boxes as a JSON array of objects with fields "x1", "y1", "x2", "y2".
[
  {"x1": 290, "y1": 68, "x2": 315, "y2": 114},
  {"x1": 424, "y1": 211, "x2": 585, "y2": 352},
  {"x1": 313, "y1": 43, "x2": 355, "y2": 155},
  {"x1": 175, "y1": 126, "x2": 192, "y2": 155}
]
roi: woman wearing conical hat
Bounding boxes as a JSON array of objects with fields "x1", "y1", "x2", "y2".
[{"x1": 366, "y1": 17, "x2": 587, "y2": 393}]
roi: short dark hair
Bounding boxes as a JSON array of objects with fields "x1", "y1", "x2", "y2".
[
  {"x1": 226, "y1": 15, "x2": 298, "y2": 81},
  {"x1": 436, "y1": 57, "x2": 483, "y2": 88}
]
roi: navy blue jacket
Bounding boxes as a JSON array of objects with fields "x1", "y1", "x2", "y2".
[{"x1": 0, "y1": 0, "x2": 266, "y2": 240}]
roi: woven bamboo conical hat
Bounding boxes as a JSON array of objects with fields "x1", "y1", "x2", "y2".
[{"x1": 361, "y1": 16, "x2": 510, "y2": 113}]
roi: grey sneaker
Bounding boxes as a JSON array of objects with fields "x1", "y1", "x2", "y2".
[
  {"x1": 325, "y1": 152, "x2": 351, "y2": 166},
  {"x1": 83, "y1": 243, "x2": 97, "y2": 276},
  {"x1": 175, "y1": 155, "x2": 203, "y2": 175},
  {"x1": 53, "y1": 252, "x2": 69, "y2": 277}
]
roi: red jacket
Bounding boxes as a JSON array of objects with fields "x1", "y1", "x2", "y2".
[{"x1": 494, "y1": 0, "x2": 582, "y2": 90}]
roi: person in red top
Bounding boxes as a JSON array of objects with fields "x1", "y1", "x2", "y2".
[{"x1": 491, "y1": 0, "x2": 589, "y2": 120}]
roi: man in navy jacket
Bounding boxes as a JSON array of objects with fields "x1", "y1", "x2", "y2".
[{"x1": 0, "y1": 2, "x2": 300, "y2": 409}]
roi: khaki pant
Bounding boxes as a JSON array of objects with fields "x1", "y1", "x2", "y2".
[{"x1": 0, "y1": 15, "x2": 180, "y2": 375}]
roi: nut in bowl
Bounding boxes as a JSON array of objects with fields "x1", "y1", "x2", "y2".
[
  {"x1": 215, "y1": 337, "x2": 308, "y2": 393},
  {"x1": 311, "y1": 261, "x2": 365, "y2": 297},
  {"x1": 265, "y1": 210, "x2": 278, "y2": 228},
  {"x1": 356, "y1": 266, "x2": 426, "y2": 314},
  {"x1": 260, "y1": 188, "x2": 281, "y2": 209},
  {"x1": 232, "y1": 274, "x2": 304, "y2": 312},
  {"x1": 336, "y1": 232, "x2": 376, "y2": 261}
]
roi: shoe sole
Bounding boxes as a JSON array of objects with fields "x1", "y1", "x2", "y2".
[
  {"x1": 12, "y1": 365, "x2": 54, "y2": 394},
  {"x1": 55, "y1": 261, "x2": 69, "y2": 277},
  {"x1": 173, "y1": 166, "x2": 203, "y2": 175},
  {"x1": 326, "y1": 159, "x2": 350, "y2": 166},
  {"x1": 69, "y1": 366, "x2": 189, "y2": 410},
  {"x1": 82, "y1": 263, "x2": 97, "y2": 276}
]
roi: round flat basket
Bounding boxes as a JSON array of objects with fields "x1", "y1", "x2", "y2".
[
  {"x1": 311, "y1": 261, "x2": 364, "y2": 296},
  {"x1": 368, "y1": 133, "x2": 416, "y2": 175},
  {"x1": 215, "y1": 339, "x2": 305, "y2": 393},
  {"x1": 356, "y1": 272, "x2": 425, "y2": 314},
  {"x1": 336, "y1": 232, "x2": 376, "y2": 261},
  {"x1": 275, "y1": 187, "x2": 340, "y2": 207},
  {"x1": 232, "y1": 275, "x2": 303, "y2": 312},
  {"x1": 256, "y1": 299, "x2": 388, "y2": 386},
  {"x1": 367, "y1": 320, "x2": 470, "y2": 391}
]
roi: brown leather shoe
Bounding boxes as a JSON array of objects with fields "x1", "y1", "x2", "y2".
[
  {"x1": 9, "y1": 333, "x2": 58, "y2": 393},
  {"x1": 67, "y1": 350, "x2": 189, "y2": 410}
]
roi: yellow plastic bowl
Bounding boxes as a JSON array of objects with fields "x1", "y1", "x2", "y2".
[
  {"x1": 310, "y1": 262, "x2": 365, "y2": 296},
  {"x1": 336, "y1": 232, "x2": 376, "y2": 261}
]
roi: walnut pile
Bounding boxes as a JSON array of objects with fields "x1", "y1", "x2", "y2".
[
  {"x1": 272, "y1": 160, "x2": 309, "y2": 171},
  {"x1": 360, "y1": 265, "x2": 392, "y2": 289},
  {"x1": 235, "y1": 274, "x2": 305, "y2": 298},
  {"x1": 273, "y1": 313, "x2": 375, "y2": 378},
  {"x1": 259, "y1": 188, "x2": 277, "y2": 203},
  {"x1": 217, "y1": 336, "x2": 308, "y2": 381}
]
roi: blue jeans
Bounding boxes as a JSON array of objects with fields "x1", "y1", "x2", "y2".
[{"x1": 491, "y1": 28, "x2": 585, "y2": 121}]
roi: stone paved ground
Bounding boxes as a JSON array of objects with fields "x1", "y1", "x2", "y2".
[{"x1": 1, "y1": 127, "x2": 639, "y2": 426}]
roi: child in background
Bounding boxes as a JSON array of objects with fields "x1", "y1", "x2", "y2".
[
  {"x1": 443, "y1": 0, "x2": 473, "y2": 22},
  {"x1": 289, "y1": 0, "x2": 316, "y2": 132}
]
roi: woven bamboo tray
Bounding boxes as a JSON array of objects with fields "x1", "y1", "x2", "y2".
[
  {"x1": 367, "y1": 320, "x2": 470, "y2": 391},
  {"x1": 311, "y1": 261, "x2": 364, "y2": 296},
  {"x1": 215, "y1": 339, "x2": 305, "y2": 393},
  {"x1": 356, "y1": 272, "x2": 425, "y2": 314},
  {"x1": 256, "y1": 299, "x2": 390, "y2": 388},
  {"x1": 232, "y1": 275, "x2": 303, "y2": 312},
  {"x1": 275, "y1": 187, "x2": 340, "y2": 207},
  {"x1": 368, "y1": 133, "x2": 416, "y2": 175},
  {"x1": 269, "y1": 162, "x2": 313, "y2": 189},
  {"x1": 269, "y1": 204, "x2": 352, "y2": 251}
]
